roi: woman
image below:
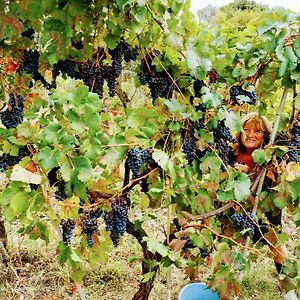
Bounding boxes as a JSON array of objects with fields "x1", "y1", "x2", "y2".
[{"x1": 234, "y1": 112, "x2": 290, "y2": 289}]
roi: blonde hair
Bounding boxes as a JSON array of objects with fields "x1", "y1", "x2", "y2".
[{"x1": 241, "y1": 112, "x2": 272, "y2": 135}]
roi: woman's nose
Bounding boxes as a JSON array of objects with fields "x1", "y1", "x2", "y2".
[{"x1": 246, "y1": 130, "x2": 255, "y2": 138}]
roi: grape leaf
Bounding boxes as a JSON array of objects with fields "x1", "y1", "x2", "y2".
[
  {"x1": 10, "y1": 192, "x2": 29, "y2": 215},
  {"x1": 230, "y1": 173, "x2": 251, "y2": 202},
  {"x1": 10, "y1": 165, "x2": 42, "y2": 184}
]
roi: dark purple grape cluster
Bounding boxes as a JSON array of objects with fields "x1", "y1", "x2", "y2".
[
  {"x1": 52, "y1": 40, "x2": 137, "y2": 98},
  {"x1": 125, "y1": 147, "x2": 158, "y2": 179},
  {"x1": 29, "y1": 183, "x2": 39, "y2": 190},
  {"x1": 193, "y1": 79, "x2": 206, "y2": 98},
  {"x1": 275, "y1": 125, "x2": 299, "y2": 163},
  {"x1": 18, "y1": 49, "x2": 40, "y2": 75},
  {"x1": 78, "y1": 198, "x2": 85, "y2": 214},
  {"x1": 138, "y1": 71, "x2": 175, "y2": 100},
  {"x1": 0, "y1": 94, "x2": 24, "y2": 128},
  {"x1": 104, "y1": 198, "x2": 129, "y2": 246},
  {"x1": 18, "y1": 49, "x2": 53, "y2": 88},
  {"x1": 138, "y1": 50, "x2": 175, "y2": 101},
  {"x1": 189, "y1": 118, "x2": 205, "y2": 132},
  {"x1": 140, "y1": 148, "x2": 158, "y2": 168},
  {"x1": 231, "y1": 212, "x2": 257, "y2": 236},
  {"x1": 214, "y1": 139, "x2": 236, "y2": 168},
  {"x1": 21, "y1": 28, "x2": 35, "y2": 40},
  {"x1": 60, "y1": 218, "x2": 75, "y2": 245},
  {"x1": 181, "y1": 117, "x2": 206, "y2": 164},
  {"x1": 54, "y1": 181, "x2": 67, "y2": 201},
  {"x1": 213, "y1": 121, "x2": 236, "y2": 143},
  {"x1": 125, "y1": 148, "x2": 143, "y2": 179},
  {"x1": 199, "y1": 248, "x2": 209, "y2": 258},
  {"x1": 80, "y1": 209, "x2": 102, "y2": 246},
  {"x1": 52, "y1": 59, "x2": 80, "y2": 81},
  {"x1": 182, "y1": 139, "x2": 204, "y2": 164},
  {"x1": 230, "y1": 82, "x2": 257, "y2": 105},
  {"x1": 0, "y1": 146, "x2": 30, "y2": 171}
]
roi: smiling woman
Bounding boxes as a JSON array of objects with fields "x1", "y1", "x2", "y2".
[{"x1": 235, "y1": 112, "x2": 272, "y2": 172}]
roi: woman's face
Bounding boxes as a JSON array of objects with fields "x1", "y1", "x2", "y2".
[{"x1": 241, "y1": 119, "x2": 265, "y2": 151}]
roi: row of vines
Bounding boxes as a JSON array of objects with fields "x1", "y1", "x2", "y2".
[{"x1": 0, "y1": 0, "x2": 300, "y2": 299}]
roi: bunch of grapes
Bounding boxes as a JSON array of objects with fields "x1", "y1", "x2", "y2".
[
  {"x1": 18, "y1": 50, "x2": 51, "y2": 88},
  {"x1": 110, "y1": 39, "x2": 137, "y2": 73},
  {"x1": 229, "y1": 82, "x2": 257, "y2": 105},
  {"x1": 52, "y1": 59, "x2": 80, "y2": 81},
  {"x1": 104, "y1": 198, "x2": 129, "y2": 246},
  {"x1": 138, "y1": 71, "x2": 175, "y2": 100},
  {"x1": 0, "y1": 146, "x2": 30, "y2": 171},
  {"x1": 125, "y1": 147, "x2": 158, "y2": 179},
  {"x1": 193, "y1": 79, "x2": 206, "y2": 99},
  {"x1": 0, "y1": 94, "x2": 24, "y2": 128},
  {"x1": 182, "y1": 139, "x2": 205, "y2": 164},
  {"x1": 21, "y1": 28, "x2": 35, "y2": 40},
  {"x1": 275, "y1": 124, "x2": 299, "y2": 163},
  {"x1": 213, "y1": 121, "x2": 236, "y2": 143},
  {"x1": 80, "y1": 209, "x2": 102, "y2": 246},
  {"x1": 60, "y1": 218, "x2": 76, "y2": 245},
  {"x1": 231, "y1": 212, "x2": 257, "y2": 236},
  {"x1": 54, "y1": 181, "x2": 67, "y2": 201},
  {"x1": 140, "y1": 148, "x2": 158, "y2": 169},
  {"x1": 213, "y1": 139, "x2": 236, "y2": 168},
  {"x1": 125, "y1": 148, "x2": 143, "y2": 179},
  {"x1": 181, "y1": 117, "x2": 206, "y2": 164},
  {"x1": 138, "y1": 50, "x2": 175, "y2": 101},
  {"x1": 52, "y1": 40, "x2": 137, "y2": 98}
]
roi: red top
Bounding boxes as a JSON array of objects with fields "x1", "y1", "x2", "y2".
[{"x1": 235, "y1": 151, "x2": 255, "y2": 171}]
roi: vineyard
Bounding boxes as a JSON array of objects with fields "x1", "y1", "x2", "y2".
[{"x1": 0, "y1": 0, "x2": 299, "y2": 299}]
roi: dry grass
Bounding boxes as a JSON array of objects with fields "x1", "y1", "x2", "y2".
[{"x1": 0, "y1": 209, "x2": 297, "y2": 300}]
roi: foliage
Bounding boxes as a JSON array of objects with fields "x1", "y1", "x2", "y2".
[{"x1": 0, "y1": 0, "x2": 299, "y2": 299}]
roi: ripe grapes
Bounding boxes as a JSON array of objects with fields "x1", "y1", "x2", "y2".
[
  {"x1": 104, "y1": 198, "x2": 129, "y2": 246},
  {"x1": 60, "y1": 218, "x2": 76, "y2": 245},
  {"x1": 231, "y1": 212, "x2": 257, "y2": 236},
  {"x1": 0, "y1": 94, "x2": 24, "y2": 128}
]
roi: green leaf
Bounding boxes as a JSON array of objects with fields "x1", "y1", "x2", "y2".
[
  {"x1": 37, "y1": 147, "x2": 60, "y2": 170},
  {"x1": 60, "y1": 161, "x2": 73, "y2": 182},
  {"x1": 164, "y1": 99, "x2": 187, "y2": 114},
  {"x1": 152, "y1": 149, "x2": 169, "y2": 171},
  {"x1": 70, "y1": 248, "x2": 83, "y2": 263},
  {"x1": 0, "y1": 187, "x2": 15, "y2": 206},
  {"x1": 201, "y1": 87, "x2": 221, "y2": 108},
  {"x1": 44, "y1": 18, "x2": 65, "y2": 32},
  {"x1": 144, "y1": 237, "x2": 169, "y2": 257},
  {"x1": 74, "y1": 86, "x2": 89, "y2": 102},
  {"x1": 58, "y1": 243, "x2": 71, "y2": 264},
  {"x1": 252, "y1": 149, "x2": 266, "y2": 166},
  {"x1": 74, "y1": 156, "x2": 93, "y2": 182},
  {"x1": 142, "y1": 271, "x2": 156, "y2": 283},
  {"x1": 284, "y1": 46, "x2": 297, "y2": 71},
  {"x1": 10, "y1": 192, "x2": 29, "y2": 215},
  {"x1": 230, "y1": 173, "x2": 251, "y2": 202},
  {"x1": 287, "y1": 178, "x2": 300, "y2": 201},
  {"x1": 40, "y1": 124, "x2": 62, "y2": 144},
  {"x1": 278, "y1": 60, "x2": 288, "y2": 78}
]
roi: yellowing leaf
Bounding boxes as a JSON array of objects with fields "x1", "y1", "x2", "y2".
[{"x1": 10, "y1": 165, "x2": 42, "y2": 184}]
